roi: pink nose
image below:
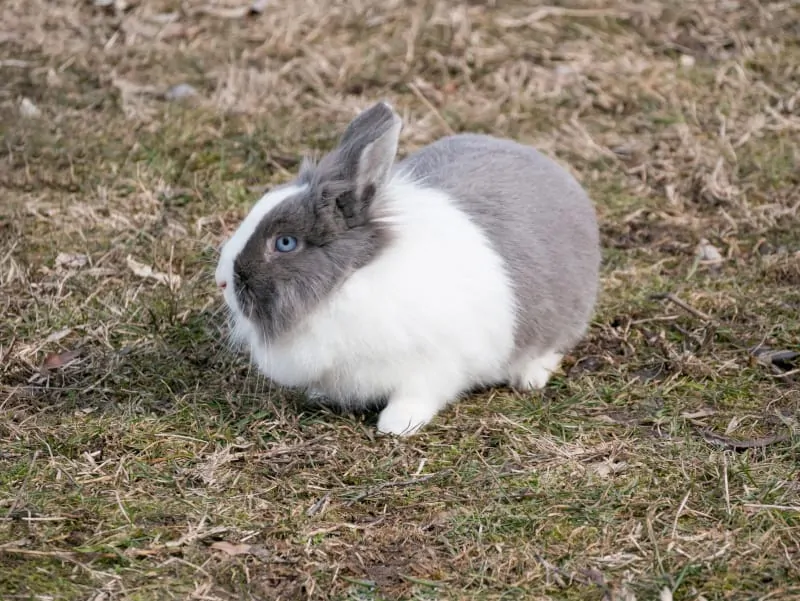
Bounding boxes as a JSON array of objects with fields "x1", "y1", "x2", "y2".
[{"x1": 218, "y1": 281, "x2": 227, "y2": 290}]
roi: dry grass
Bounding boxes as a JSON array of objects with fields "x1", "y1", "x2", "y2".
[{"x1": 1, "y1": 0, "x2": 799, "y2": 599}]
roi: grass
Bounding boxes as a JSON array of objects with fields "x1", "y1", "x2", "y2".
[{"x1": 1, "y1": 0, "x2": 799, "y2": 599}]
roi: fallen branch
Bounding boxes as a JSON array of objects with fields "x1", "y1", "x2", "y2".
[
  {"x1": 0, "y1": 547, "x2": 116, "y2": 561},
  {"x1": 696, "y1": 428, "x2": 793, "y2": 451},
  {"x1": 649, "y1": 293, "x2": 713, "y2": 322}
]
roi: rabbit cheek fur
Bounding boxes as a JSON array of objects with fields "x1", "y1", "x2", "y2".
[{"x1": 215, "y1": 101, "x2": 600, "y2": 437}]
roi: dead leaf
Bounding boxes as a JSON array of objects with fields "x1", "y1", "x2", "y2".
[
  {"x1": 591, "y1": 460, "x2": 628, "y2": 478},
  {"x1": 45, "y1": 328, "x2": 73, "y2": 344},
  {"x1": 210, "y1": 541, "x2": 250, "y2": 555},
  {"x1": 42, "y1": 349, "x2": 82, "y2": 370},
  {"x1": 55, "y1": 252, "x2": 88, "y2": 269},
  {"x1": 126, "y1": 256, "x2": 181, "y2": 288},
  {"x1": 680, "y1": 408, "x2": 716, "y2": 420},
  {"x1": 210, "y1": 541, "x2": 268, "y2": 558},
  {"x1": 695, "y1": 238, "x2": 723, "y2": 264}
]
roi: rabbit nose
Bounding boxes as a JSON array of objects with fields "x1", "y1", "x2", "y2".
[{"x1": 218, "y1": 280, "x2": 227, "y2": 290}]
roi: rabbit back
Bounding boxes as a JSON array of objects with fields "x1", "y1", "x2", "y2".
[{"x1": 397, "y1": 134, "x2": 601, "y2": 359}]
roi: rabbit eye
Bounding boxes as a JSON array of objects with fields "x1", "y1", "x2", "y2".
[{"x1": 275, "y1": 236, "x2": 298, "y2": 253}]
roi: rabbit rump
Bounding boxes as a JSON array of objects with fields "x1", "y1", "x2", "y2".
[{"x1": 215, "y1": 101, "x2": 601, "y2": 436}]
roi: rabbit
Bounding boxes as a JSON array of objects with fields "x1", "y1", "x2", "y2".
[{"x1": 214, "y1": 101, "x2": 601, "y2": 436}]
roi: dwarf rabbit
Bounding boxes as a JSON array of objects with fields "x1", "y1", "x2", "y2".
[{"x1": 215, "y1": 101, "x2": 601, "y2": 436}]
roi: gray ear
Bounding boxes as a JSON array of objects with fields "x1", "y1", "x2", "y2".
[{"x1": 338, "y1": 101, "x2": 402, "y2": 198}]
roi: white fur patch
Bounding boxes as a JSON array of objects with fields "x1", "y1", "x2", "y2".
[
  {"x1": 509, "y1": 349, "x2": 563, "y2": 390},
  {"x1": 246, "y1": 175, "x2": 518, "y2": 422}
]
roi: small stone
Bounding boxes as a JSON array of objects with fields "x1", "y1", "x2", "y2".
[
  {"x1": 696, "y1": 238, "x2": 723, "y2": 263},
  {"x1": 55, "y1": 252, "x2": 89, "y2": 269},
  {"x1": 46, "y1": 69, "x2": 63, "y2": 87},
  {"x1": 165, "y1": 83, "x2": 198, "y2": 101},
  {"x1": 94, "y1": 0, "x2": 128, "y2": 9},
  {"x1": 250, "y1": 0, "x2": 270, "y2": 14},
  {"x1": 19, "y1": 97, "x2": 41, "y2": 118},
  {"x1": 554, "y1": 64, "x2": 574, "y2": 77},
  {"x1": 679, "y1": 54, "x2": 695, "y2": 68}
]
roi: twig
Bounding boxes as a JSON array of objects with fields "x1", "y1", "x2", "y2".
[
  {"x1": 0, "y1": 516, "x2": 73, "y2": 522},
  {"x1": 697, "y1": 428, "x2": 793, "y2": 451},
  {"x1": 0, "y1": 547, "x2": 115, "y2": 560},
  {"x1": 497, "y1": 6, "x2": 627, "y2": 29},
  {"x1": 400, "y1": 574, "x2": 444, "y2": 588},
  {"x1": 671, "y1": 491, "x2": 691, "y2": 539},
  {"x1": 0, "y1": 336, "x2": 16, "y2": 366},
  {"x1": 125, "y1": 524, "x2": 229, "y2": 557},
  {"x1": 258, "y1": 434, "x2": 331, "y2": 459},
  {"x1": 722, "y1": 453, "x2": 731, "y2": 516},
  {"x1": 115, "y1": 490, "x2": 132, "y2": 525},
  {"x1": 4, "y1": 451, "x2": 39, "y2": 519},
  {"x1": 407, "y1": 82, "x2": 455, "y2": 135},
  {"x1": 305, "y1": 518, "x2": 384, "y2": 537},
  {"x1": 345, "y1": 471, "x2": 447, "y2": 503},
  {"x1": 0, "y1": 547, "x2": 78, "y2": 558},
  {"x1": 650, "y1": 293, "x2": 713, "y2": 322},
  {"x1": 306, "y1": 493, "x2": 330, "y2": 517},
  {"x1": 767, "y1": 368, "x2": 800, "y2": 379},
  {"x1": 125, "y1": 546, "x2": 187, "y2": 558},
  {"x1": 650, "y1": 292, "x2": 760, "y2": 353},
  {"x1": 743, "y1": 504, "x2": 800, "y2": 513}
]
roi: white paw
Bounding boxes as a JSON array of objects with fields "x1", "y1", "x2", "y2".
[
  {"x1": 377, "y1": 400, "x2": 437, "y2": 437},
  {"x1": 510, "y1": 351, "x2": 563, "y2": 391},
  {"x1": 515, "y1": 364, "x2": 552, "y2": 390}
]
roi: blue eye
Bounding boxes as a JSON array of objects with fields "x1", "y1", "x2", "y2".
[{"x1": 275, "y1": 236, "x2": 298, "y2": 252}]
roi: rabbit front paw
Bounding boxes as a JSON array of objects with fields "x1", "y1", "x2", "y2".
[
  {"x1": 509, "y1": 350, "x2": 563, "y2": 391},
  {"x1": 377, "y1": 397, "x2": 441, "y2": 436}
]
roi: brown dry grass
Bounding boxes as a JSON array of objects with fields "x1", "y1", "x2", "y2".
[{"x1": 1, "y1": 1, "x2": 799, "y2": 600}]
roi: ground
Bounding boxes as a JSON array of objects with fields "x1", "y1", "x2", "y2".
[{"x1": 1, "y1": 1, "x2": 798, "y2": 600}]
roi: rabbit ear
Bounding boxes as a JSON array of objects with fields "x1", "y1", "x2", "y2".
[{"x1": 337, "y1": 101, "x2": 402, "y2": 199}]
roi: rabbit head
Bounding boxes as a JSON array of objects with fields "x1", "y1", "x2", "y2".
[{"x1": 215, "y1": 102, "x2": 402, "y2": 342}]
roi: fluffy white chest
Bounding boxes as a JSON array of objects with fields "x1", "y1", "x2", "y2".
[{"x1": 247, "y1": 180, "x2": 518, "y2": 405}]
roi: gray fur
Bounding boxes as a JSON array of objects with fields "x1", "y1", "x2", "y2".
[
  {"x1": 234, "y1": 101, "x2": 600, "y2": 359},
  {"x1": 232, "y1": 103, "x2": 398, "y2": 339},
  {"x1": 396, "y1": 134, "x2": 601, "y2": 357}
]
